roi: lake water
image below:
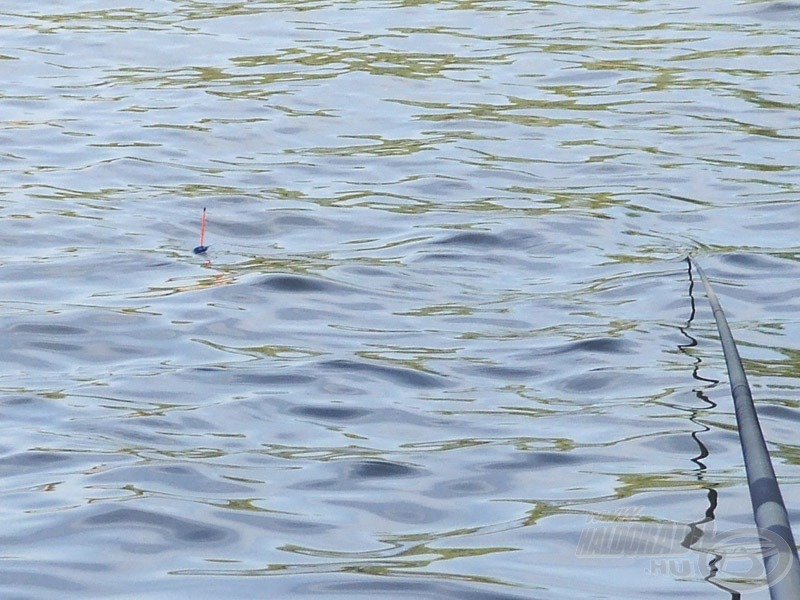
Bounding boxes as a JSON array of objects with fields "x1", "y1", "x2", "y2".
[{"x1": 2, "y1": 1, "x2": 800, "y2": 598}]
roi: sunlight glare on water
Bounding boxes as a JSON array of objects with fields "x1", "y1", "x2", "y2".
[{"x1": 1, "y1": 1, "x2": 800, "y2": 598}]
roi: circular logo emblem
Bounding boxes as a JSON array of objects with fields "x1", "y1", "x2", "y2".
[{"x1": 697, "y1": 528, "x2": 796, "y2": 593}]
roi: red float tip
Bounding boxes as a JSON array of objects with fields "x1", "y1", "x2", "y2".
[{"x1": 199, "y1": 207, "x2": 207, "y2": 247}]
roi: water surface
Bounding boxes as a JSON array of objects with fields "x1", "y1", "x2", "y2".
[{"x1": 2, "y1": 1, "x2": 800, "y2": 598}]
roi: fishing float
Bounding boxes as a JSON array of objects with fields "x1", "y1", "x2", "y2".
[{"x1": 193, "y1": 207, "x2": 209, "y2": 254}]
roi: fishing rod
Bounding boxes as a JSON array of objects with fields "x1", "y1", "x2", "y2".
[{"x1": 689, "y1": 256, "x2": 800, "y2": 599}]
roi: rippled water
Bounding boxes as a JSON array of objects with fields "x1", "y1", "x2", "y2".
[{"x1": 2, "y1": 1, "x2": 800, "y2": 598}]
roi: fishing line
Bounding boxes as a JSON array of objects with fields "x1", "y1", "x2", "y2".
[
  {"x1": 689, "y1": 256, "x2": 800, "y2": 599},
  {"x1": 678, "y1": 258, "x2": 731, "y2": 595}
]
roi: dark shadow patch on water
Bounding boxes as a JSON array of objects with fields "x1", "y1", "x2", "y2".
[
  {"x1": 328, "y1": 499, "x2": 444, "y2": 525},
  {"x1": 433, "y1": 230, "x2": 506, "y2": 248},
  {"x1": 322, "y1": 359, "x2": 449, "y2": 389},
  {"x1": 281, "y1": 400, "x2": 446, "y2": 434},
  {"x1": 290, "y1": 458, "x2": 428, "y2": 492},
  {"x1": 275, "y1": 306, "x2": 344, "y2": 322},
  {"x1": 415, "y1": 228, "x2": 545, "y2": 267},
  {"x1": 348, "y1": 459, "x2": 422, "y2": 479},
  {"x1": 461, "y1": 364, "x2": 543, "y2": 381},
  {"x1": 192, "y1": 366, "x2": 228, "y2": 373},
  {"x1": 481, "y1": 450, "x2": 583, "y2": 471},
  {"x1": 220, "y1": 510, "x2": 334, "y2": 535},
  {"x1": 84, "y1": 507, "x2": 232, "y2": 545},
  {"x1": 639, "y1": 433, "x2": 701, "y2": 455},
  {"x1": 259, "y1": 274, "x2": 347, "y2": 294},
  {"x1": 431, "y1": 228, "x2": 541, "y2": 250},
  {"x1": 289, "y1": 405, "x2": 371, "y2": 421},
  {"x1": 557, "y1": 371, "x2": 617, "y2": 393},
  {"x1": 236, "y1": 371, "x2": 316, "y2": 387},
  {"x1": 272, "y1": 214, "x2": 329, "y2": 229},
  {"x1": 543, "y1": 337, "x2": 632, "y2": 355},
  {"x1": 0, "y1": 567, "x2": 85, "y2": 593},
  {"x1": 718, "y1": 252, "x2": 790, "y2": 271},
  {"x1": 6, "y1": 323, "x2": 89, "y2": 336},
  {"x1": 3, "y1": 395, "x2": 41, "y2": 407},
  {"x1": 751, "y1": 1, "x2": 800, "y2": 18},
  {"x1": 426, "y1": 475, "x2": 504, "y2": 499},
  {"x1": 30, "y1": 341, "x2": 82, "y2": 352},
  {"x1": 0, "y1": 451, "x2": 73, "y2": 474},
  {"x1": 757, "y1": 404, "x2": 800, "y2": 423},
  {"x1": 92, "y1": 464, "x2": 250, "y2": 494}
]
